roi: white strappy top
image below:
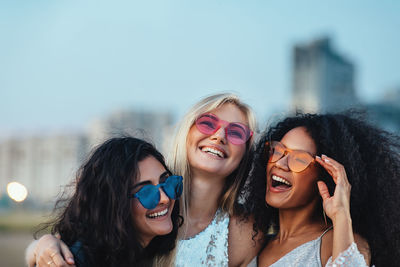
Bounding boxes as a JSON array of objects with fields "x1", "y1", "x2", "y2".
[
  {"x1": 248, "y1": 227, "x2": 369, "y2": 267},
  {"x1": 175, "y1": 209, "x2": 230, "y2": 267}
]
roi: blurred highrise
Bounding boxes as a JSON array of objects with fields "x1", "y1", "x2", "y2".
[
  {"x1": 0, "y1": 108, "x2": 173, "y2": 207},
  {"x1": 292, "y1": 37, "x2": 358, "y2": 112},
  {"x1": 364, "y1": 86, "x2": 400, "y2": 133},
  {"x1": 0, "y1": 134, "x2": 87, "y2": 206},
  {"x1": 87, "y1": 109, "x2": 173, "y2": 153}
]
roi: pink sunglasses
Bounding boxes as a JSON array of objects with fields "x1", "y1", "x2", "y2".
[{"x1": 195, "y1": 113, "x2": 253, "y2": 145}]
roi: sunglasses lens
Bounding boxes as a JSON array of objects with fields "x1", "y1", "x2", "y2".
[
  {"x1": 162, "y1": 176, "x2": 183, "y2": 199},
  {"x1": 197, "y1": 114, "x2": 251, "y2": 145},
  {"x1": 226, "y1": 123, "x2": 250, "y2": 145},
  {"x1": 288, "y1": 152, "x2": 314, "y2": 172},
  {"x1": 267, "y1": 141, "x2": 314, "y2": 172},
  {"x1": 196, "y1": 114, "x2": 218, "y2": 134},
  {"x1": 136, "y1": 185, "x2": 160, "y2": 209},
  {"x1": 269, "y1": 142, "x2": 285, "y2": 162}
]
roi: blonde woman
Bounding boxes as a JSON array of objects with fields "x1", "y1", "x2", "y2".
[
  {"x1": 26, "y1": 93, "x2": 262, "y2": 267},
  {"x1": 170, "y1": 93, "x2": 262, "y2": 266}
]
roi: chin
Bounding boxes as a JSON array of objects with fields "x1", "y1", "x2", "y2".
[
  {"x1": 153, "y1": 223, "x2": 174, "y2": 236},
  {"x1": 266, "y1": 194, "x2": 286, "y2": 209}
]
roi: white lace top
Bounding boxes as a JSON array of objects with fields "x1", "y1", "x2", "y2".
[{"x1": 175, "y1": 209, "x2": 230, "y2": 267}]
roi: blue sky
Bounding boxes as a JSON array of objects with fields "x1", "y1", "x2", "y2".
[{"x1": 1, "y1": 0, "x2": 399, "y2": 135}]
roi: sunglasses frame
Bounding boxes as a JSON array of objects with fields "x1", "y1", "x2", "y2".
[
  {"x1": 128, "y1": 175, "x2": 183, "y2": 210},
  {"x1": 266, "y1": 141, "x2": 316, "y2": 173},
  {"x1": 195, "y1": 112, "x2": 253, "y2": 145}
]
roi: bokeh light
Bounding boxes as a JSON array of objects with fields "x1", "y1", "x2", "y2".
[{"x1": 7, "y1": 182, "x2": 28, "y2": 202}]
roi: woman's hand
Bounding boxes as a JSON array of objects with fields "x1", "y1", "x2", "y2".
[
  {"x1": 33, "y1": 234, "x2": 75, "y2": 267},
  {"x1": 316, "y1": 154, "x2": 355, "y2": 261},
  {"x1": 315, "y1": 154, "x2": 352, "y2": 222}
]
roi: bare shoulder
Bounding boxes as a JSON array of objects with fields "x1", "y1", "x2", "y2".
[
  {"x1": 354, "y1": 233, "x2": 371, "y2": 265},
  {"x1": 228, "y1": 215, "x2": 264, "y2": 267},
  {"x1": 320, "y1": 230, "x2": 371, "y2": 266},
  {"x1": 320, "y1": 228, "x2": 334, "y2": 266}
]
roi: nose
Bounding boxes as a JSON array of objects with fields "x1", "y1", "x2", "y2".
[
  {"x1": 159, "y1": 188, "x2": 170, "y2": 205},
  {"x1": 274, "y1": 153, "x2": 290, "y2": 171},
  {"x1": 210, "y1": 127, "x2": 227, "y2": 144}
]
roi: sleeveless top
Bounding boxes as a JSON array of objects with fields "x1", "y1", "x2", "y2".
[
  {"x1": 267, "y1": 227, "x2": 332, "y2": 267},
  {"x1": 175, "y1": 209, "x2": 230, "y2": 267},
  {"x1": 248, "y1": 227, "x2": 369, "y2": 267}
]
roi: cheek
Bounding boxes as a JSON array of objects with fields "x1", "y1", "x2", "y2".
[
  {"x1": 187, "y1": 126, "x2": 201, "y2": 147},
  {"x1": 232, "y1": 144, "x2": 246, "y2": 162},
  {"x1": 294, "y1": 169, "x2": 320, "y2": 198},
  {"x1": 131, "y1": 199, "x2": 147, "y2": 224}
]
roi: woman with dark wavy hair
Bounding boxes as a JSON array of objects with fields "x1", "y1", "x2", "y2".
[
  {"x1": 27, "y1": 137, "x2": 183, "y2": 267},
  {"x1": 245, "y1": 112, "x2": 400, "y2": 266}
]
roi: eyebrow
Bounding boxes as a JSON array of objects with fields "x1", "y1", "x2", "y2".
[
  {"x1": 131, "y1": 171, "x2": 171, "y2": 189},
  {"x1": 230, "y1": 122, "x2": 246, "y2": 131}
]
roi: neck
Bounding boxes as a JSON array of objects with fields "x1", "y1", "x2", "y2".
[
  {"x1": 277, "y1": 198, "x2": 326, "y2": 241},
  {"x1": 188, "y1": 171, "x2": 226, "y2": 223},
  {"x1": 140, "y1": 236, "x2": 152, "y2": 248}
]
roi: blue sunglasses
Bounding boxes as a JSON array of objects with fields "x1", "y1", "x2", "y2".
[{"x1": 129, "y1": 175, "x2": 183, "y2": 209}]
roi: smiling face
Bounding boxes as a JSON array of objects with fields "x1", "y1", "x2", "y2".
[
  {"x1": 130, "y1": 156, "x2": 175, "y2": 247},
  {"x1": 186, "y1": 103, "x2": 248, "y2": 179},
  {"x1": 266, "y1": 127, "x2": 320, "y2": 210}
]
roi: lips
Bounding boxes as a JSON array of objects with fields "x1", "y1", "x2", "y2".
[
  {"x1": 200, "y1": 145, "x2": 227, "y2": 158},
  {"x1": 269, "y1": 174, "x2": 292, "y2": 192},
  {"x1": 146, "y1": 207, "x2": 169, "y2": 219}
]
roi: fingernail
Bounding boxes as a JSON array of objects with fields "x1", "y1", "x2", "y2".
[
  {"x1": 68, "y1": 258, "x2": 75, "y2": 264},
  {"x1": 316, "y1": 155, "x2": 321, "y2": 159},
  {"x1": 322, "y1": 154, "x2": 327, "y2": 158}
]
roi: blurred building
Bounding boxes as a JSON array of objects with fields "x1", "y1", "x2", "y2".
[
  {"x1": 292, "y1": 37, "x2": 358, "y2": 112},
  {"x1": 87, "y1": 109, "x2": 174, "y2": 153},
  {"x1": 364, "y1": 87, "x2": 400, "y2": 134},
  {"x1": 0, "y1": 134, "x2": 87, "y2": 206},
  {"x1": 0, "y1": 108, "x2": 173, "y2": 207}
]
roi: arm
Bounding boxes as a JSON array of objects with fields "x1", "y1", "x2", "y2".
[
  {"x1": 25, "y1": 234, "x2": 76, "y2": 267},
  {"x1": 25, "y1": 240, "x2": 38, "y2": 267},
  {"x1": 228, "y1": 215, "x2": 264, "y2": 267},
  {"x1": 316, "y1": 155, "x2": 370, "y2": 266}
]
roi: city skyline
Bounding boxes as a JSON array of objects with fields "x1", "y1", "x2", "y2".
[{"x1": 1, "y1": 0, "x2": 399, "y2": 137}]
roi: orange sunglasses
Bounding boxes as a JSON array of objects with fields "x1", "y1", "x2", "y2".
[{"x1": 266, "y1": 141, "x2": 316, "y2": 172}]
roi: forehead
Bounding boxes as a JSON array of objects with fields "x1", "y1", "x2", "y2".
[
  {"x1": 280, "y1": 127, "x2": 317, "y2": 154},
  {"x1": 209, "y1": 103, "x2": 248, "y2": 124},
  {"x1": 136, "y1": 156, "x2": 166, "y2": 184}
]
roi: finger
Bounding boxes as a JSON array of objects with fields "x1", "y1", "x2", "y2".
[
  {"x1": 316, "y1": 156, "x2": 337, "y2": 183},
  {"x1": 51, "y1": 253, "x2": 70, "y2": 267},
  {"x1": 40, "y1": 249, "x2": 66, "y2": 267},
  {"x1": 317, "y1": 181, "x2": 331, "y2": 202},
  {"x1": 321, "y1": 155, "x2": 351, "y2": 186},
  {"x1": 60, "y1": 241, "x2": 75, "y2": 265},
  {"x1": 37, "y1": 257, "x2": 57, "y2": 267}
]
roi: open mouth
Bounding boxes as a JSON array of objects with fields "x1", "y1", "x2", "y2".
[
  {"x1": 271, "y1": 175, "x2": 292, "y2": 189},
  {"x1": 200, "y1": 146, "x2": 226, "y2": 158},
  {"x1": 146, "y1": 208, "x2": 168, "y2": 219}
]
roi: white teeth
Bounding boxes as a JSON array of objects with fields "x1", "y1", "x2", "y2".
[
  {"x1": 147, "y1": 208, "x2": 168, "y2": 218},
  {"x1": 201, "y1": 147, "x2": 225, "y2": 158},
  {"x1": 272, "y1": 175, "x2": 292, "y2": 186}
]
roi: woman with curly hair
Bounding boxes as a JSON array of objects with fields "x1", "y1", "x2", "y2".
[
  {"x1": 26, "y1": 137, "x2": 183, "y2": 267},
  {"x1": 245, "y1": 112, "x2": 400, "y2": 266}
]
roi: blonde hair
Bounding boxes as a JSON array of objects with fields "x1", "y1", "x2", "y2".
[{"x1": 167, "y1": 93, "x2": 257, "y2": 224}]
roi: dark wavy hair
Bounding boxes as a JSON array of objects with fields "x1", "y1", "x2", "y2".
[
  {"x1": 45, "y1": 137, "x2": 181, "y2": 267},
  {"x1": 244, "y1": 112, "x2": 400, "y2": 267}
]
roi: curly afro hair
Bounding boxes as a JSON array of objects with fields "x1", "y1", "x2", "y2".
[{"x1": 243, "y1": 112, "x2": 400, "y2": 267}]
